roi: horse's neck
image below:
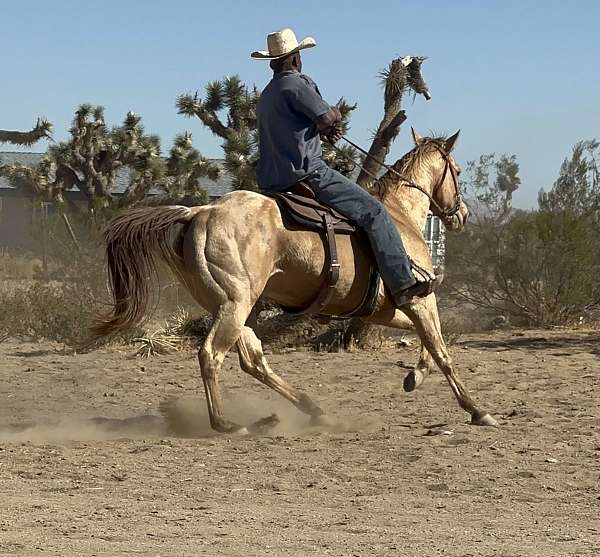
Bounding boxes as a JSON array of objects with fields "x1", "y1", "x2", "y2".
[{"x1": 377, "y1": 179, "x2": 432, "y2": 233}]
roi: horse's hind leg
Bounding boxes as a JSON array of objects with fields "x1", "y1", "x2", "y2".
[
  {"x1": 403, "y1": 297, "x2": 498, "y2": 427},
  {"x1": 199, "y1": 301, "x2": 253, "y2": 434},
  {"x1": 236, "y1": 326, "x2": 327, "y2": 425}
]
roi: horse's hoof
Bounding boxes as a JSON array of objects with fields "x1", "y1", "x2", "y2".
[
  {"x1": 403, "y1": 370, "x2": 424, "y2": 392},
  {"x1": 310, "y1": 414, "x2": 335, "y2": 428},
  {"x1": 216, "y1": 419, "x2": 249, "y2": 435},
  {"x1": 471, "y1": 412, "x2": 499, "y2": 427},
  {"x1": 248, "y1": 413, "x2": 280, "y2": 434}
]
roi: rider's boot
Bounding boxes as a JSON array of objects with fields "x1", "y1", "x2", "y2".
[{"x1": 389, "y1": 276, "x2": 440, "y2": 308}]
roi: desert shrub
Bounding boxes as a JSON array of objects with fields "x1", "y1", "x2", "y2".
[
  {"x1": 0, "y1": 281, "x2": 93, "y2": 345},
  {"x1": 445, "y1": 140, "x2": 600, "y2": 327},
  {"x1": 1, "y1": 211, "x2": 110, "y2": 346},
  {"x1": 0, "y1": 208, "x2": 194, "y2": 347},
  {"x1": 0, "y1": 253, "x2": 41, "y2": 279},
  {"x1": 446, "y1": 207, "x2": 600, "y2": 326}
]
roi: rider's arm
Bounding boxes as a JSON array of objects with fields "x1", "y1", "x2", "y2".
[
  {"x1": 315, "y1": 107, "x2": 342, "y2": 133},
  {"x1": 286, "y1": 75, "x2": 341, "y2": 132}
]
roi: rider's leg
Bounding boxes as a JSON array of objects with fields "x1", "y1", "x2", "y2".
[{"x1": 303, "y1": 165, "x2": 432, "y2": 303}]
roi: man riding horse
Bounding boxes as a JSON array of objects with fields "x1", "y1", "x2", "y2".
[
  {"x1": 252, "y1": 28, "x2": 436, "y2": 308},
  {"x1": 94, "y1": 31, "x2": 497, "y2": 432}
]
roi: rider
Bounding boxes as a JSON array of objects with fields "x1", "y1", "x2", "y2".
[{"x1": 252, "y1": 28, "x2": 435, "y2": 307}]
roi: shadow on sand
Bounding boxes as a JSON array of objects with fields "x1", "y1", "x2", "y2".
[{"x1": 460, "y1": 331, "x2": 600, "y2": 357}]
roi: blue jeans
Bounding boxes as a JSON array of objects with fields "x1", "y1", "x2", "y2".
[{"x1": 303, "y1": 165, "x2": 416, "y2": 294}]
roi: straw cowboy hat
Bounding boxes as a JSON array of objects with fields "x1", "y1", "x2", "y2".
[{"x1": 251, "y1": 28, "x2": 316, "y2": 60}]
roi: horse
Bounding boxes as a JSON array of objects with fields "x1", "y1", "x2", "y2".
[{"x1": 93, "y1": 128, "x2": 498, "y2": 434}]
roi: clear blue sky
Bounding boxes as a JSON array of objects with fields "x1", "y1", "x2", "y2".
[{"x1": 2, "y1": 0, "x2": 599, "y2": 207}]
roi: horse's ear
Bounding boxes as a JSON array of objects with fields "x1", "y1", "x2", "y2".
[
  {"x1": 411, "y1": 127, "x2": 424, "y2": 145},
  {"x1": 443, "y1": 130, "x2": 460, "y2": 153}
]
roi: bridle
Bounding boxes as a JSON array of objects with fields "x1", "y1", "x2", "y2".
[
  {"x1": 423, "y1": 142, "x2": 463, "y2": 225},
  {"x1": 338, "y1": 136, "x2": 463, "y2": 226}
]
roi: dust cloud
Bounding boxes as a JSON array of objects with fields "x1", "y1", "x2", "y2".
[
  {"x1": 159, "y1": 394, "x2": 383, "y2": 438},
  {"x1": 0, "y1": 414, "x2": 166, "y2": 443},
  {"x1": 0, "y1": 394, "x2": 381, "y2": 442}
]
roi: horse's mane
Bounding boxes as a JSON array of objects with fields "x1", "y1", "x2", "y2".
[{"x1": 372, "y1": 136, "x2": 447, "y2": 199}]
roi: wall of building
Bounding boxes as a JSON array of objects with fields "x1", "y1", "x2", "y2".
[
  {"x1": 423, "y1": 214, "x2": 445, "y2": 271},
  {"x1": 0, "y1": 191, "x2": 36, "y2": 252}
]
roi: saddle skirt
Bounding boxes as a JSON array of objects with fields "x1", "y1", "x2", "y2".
[
  {"x1": 268, "y1": 182, "x2": 355, "y2": 234},
  {"x1": 265, "y1": 181, "x2": 380, "y2": 319}
]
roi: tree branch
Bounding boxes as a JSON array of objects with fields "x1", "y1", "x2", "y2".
[
  {"x1": 176, "y1": 93, "x2": 230, "y2": 139},
  {"x1": 0, "y1": 118, "x2": 53, "y2": 147},
  {"x1": 357, "y1": 56, "x2": 428, "y2": 186}
]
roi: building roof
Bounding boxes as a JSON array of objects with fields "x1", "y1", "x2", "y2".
[{"x1": 0, "y1": 151, "x2": 233, "y2": 198}]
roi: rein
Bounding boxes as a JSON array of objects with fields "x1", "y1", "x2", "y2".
[{"x1": 339, "y1": 136, "x2": 462, "y2": 225}]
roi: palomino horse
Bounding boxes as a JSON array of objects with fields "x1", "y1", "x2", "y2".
[{"x1": 94, "y1": 129, "x2": 498, "y2": 433}]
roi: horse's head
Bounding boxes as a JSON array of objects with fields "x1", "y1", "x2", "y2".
[{"x1": 409, "y1": 128, "x2": 469, "y2": 231}]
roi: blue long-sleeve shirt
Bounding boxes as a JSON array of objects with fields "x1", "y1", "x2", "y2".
[{"x1": 256, "y1": 71, "x2": 331, "y2": 191}]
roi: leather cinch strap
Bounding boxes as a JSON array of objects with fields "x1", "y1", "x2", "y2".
[
  {"x1": 275, "y1": 196, "x2": 381, "y2": 318},
  {"x1": 298, "y1": 213, "x2": 340, "y2": 315}
]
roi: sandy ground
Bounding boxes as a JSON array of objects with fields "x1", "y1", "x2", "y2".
[{"x1": 1, "y1": 328, "x2": 599, "y2": 556}]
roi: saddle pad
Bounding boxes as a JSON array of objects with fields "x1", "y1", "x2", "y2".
[{"x1": 270, "y1": 192, "x2": 356, "y2": 234}]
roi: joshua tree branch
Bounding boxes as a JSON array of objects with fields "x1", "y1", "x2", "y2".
[
  {"x1": 0, "y1": 118, "x2": 53, "y2": 147},
  {"x1": 177, "y1": 94, "x2": 230, "y2": 139},
  {"x1": 194, "y1": 108, "x2": 230, "y2": 139},
  {"x1": 357, "y1": 57, "x2": 429, "y2": 187}
]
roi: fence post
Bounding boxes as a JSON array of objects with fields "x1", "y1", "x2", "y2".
[{"x1": 61, "y1": 213, "x2": 81, "y2": 253}]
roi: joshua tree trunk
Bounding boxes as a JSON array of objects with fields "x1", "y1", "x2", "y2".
[
  {"x1": 344, "y1": 56, "x2": 431, "y2": 348},
  {"x1": 357, "y1": 56, "x2": 430, "y2": 187}
]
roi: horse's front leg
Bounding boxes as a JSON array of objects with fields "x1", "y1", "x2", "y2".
[
  {"x1": 404, "y1": 345, "x2": 435, "y2": 392},
  {"x1": 401, "y1": 295, "x2": 498, "y2": 426}
]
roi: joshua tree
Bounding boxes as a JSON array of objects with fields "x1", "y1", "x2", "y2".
[
  {"x1": 176, "y1": 77, "x2": 260, "y2": 191},
  {"x1": 177, "y1": 76, "x2": 359, "y2": 189},
  {"x1": 0, "y1": 105, "x2": 218, "y2": 215},
  {"x1": 357, "y1": 56, "x2": 431, "y2": 187},
  {"x1": 0, "y1": 118, "x2": 53, "y2": 147},
  {"x1": 158, "y1": 132, "x2": 221, "y2": 206},
  {"x1": 344, "y1": 56, "x2": 431, "y2": 346}
]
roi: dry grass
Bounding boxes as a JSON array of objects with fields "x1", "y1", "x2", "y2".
[
  {"x1": 0, "y1": 252, "x2": 41, "y2": 280},
  {"x1": 133, "y1": 307, "x2": 196, "y2": 357}
]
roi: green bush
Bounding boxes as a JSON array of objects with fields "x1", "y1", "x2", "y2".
[
  {"x1": 447, "y1": 209, "x2": 600, "y2": 326},
  {"x1": 445, "y1": 140, "x2": 600, "y2": 327}
]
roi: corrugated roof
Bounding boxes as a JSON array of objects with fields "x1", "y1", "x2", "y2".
[{"x1": 0, "y1": 151, "x2": 232, "y2": 198}]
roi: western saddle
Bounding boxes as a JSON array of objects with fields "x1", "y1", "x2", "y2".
[{"x1": 268, "y1": 182, "x2": 381, "y2": 318}]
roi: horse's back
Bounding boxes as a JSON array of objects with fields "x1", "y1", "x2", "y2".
[{"x1": 206, "y1": 190, "x2": 283, "y2": 230}]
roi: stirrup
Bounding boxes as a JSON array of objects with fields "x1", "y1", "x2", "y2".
[{"x1": 391, "y1": 276, "x2": 440, "y2": 307}]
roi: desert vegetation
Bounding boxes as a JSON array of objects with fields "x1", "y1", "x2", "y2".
[
  {"x1": 1, "y1": 59, "x2": 598, "y2": 352},
  {"x1": 444, "y1": 140, "x2": 600, "y2": 328}
]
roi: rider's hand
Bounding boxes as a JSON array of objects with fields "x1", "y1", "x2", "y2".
[
  {"x1": 331, "y1": 106, "x2": 342, "y2": 122},
  {"x1": 323, "y1": 121, "x2": 343, "y2": 144}
]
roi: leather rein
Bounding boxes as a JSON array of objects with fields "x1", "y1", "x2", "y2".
[{"x1": 339, "y1": 136, "x2": 462, "y2": 226}]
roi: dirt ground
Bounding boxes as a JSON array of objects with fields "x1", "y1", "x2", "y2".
[{"x1": 1, "y1": 328, "x2": 599, "y2": 556}]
